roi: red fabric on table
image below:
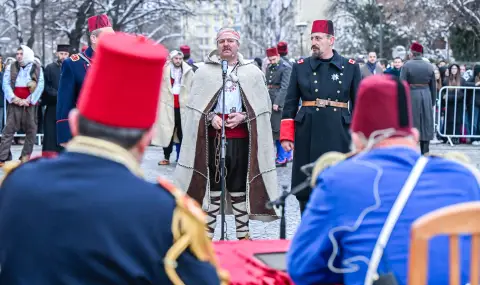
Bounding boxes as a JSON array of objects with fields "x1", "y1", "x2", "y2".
[{"x1": 213, "y1": 240, "x2": 294, "y2": 285}]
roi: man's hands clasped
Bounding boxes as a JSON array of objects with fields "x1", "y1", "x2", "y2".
[
  {"x1": 211, "y1": 112, "x2": 247, "y2": 130},
  {"x1": 12, "y1": 97, "x2": 30, "y2": 107}
]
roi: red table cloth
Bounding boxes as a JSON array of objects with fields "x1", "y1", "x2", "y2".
[{"x1": 213, "y1": 239, "x2": 294, "y2": 285}]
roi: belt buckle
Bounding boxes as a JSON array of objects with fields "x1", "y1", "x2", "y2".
[{"x1": 316, "y1": 98, "x2": 327, "y2": 108}]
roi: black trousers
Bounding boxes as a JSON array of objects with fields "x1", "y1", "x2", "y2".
[
  {"x1": 163, "y1": 108, "x2": 182, "y2": 159},
  {"x1": 420, "y1": 140, "x2": 430, "y2": 154},
  {"x1": 208, "y1": 136, "x2": 249, "y2": 193},
  {"x1": 42, "y1": 105, "x2": 63, "y2": 153},
  {"x1": 299, "y1": 200, "x2": 307, "y2": 215}
]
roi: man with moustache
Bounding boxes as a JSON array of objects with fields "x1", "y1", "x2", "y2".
[
  {"x1": 42, "y1": 44, "x2": 70, "y2": 153},
  {"x1": 175, "y1": 27, "x2": 279, "y2": 240},
  {"x1": 280, "y1": 19, "x2": 362, "y2": 214},
  {"x1": 153, "y1": 50, "x2": 194, "y2": 165},
  {"x1": 57, "y1": 14, "x2": 114, "y2": 147}
]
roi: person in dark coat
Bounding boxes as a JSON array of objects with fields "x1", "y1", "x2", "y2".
[
  {"x1": 0, "y1": 32, "x2": 226, "y2": 285},
  {"x1": 280, "y1": 19, "x2": 361, "y2": 214},
  {"x1": 400, "y1": 42, "x2": 436, "y2": 154},
  {"x1": 57, "y1": 14, "x2": 114, "y2": 146},
  {"x1": 265, "y1": 47, "x2": 292, "y2": 166},
  {"x1": 42, "y1": 44, "x2": 70, "y2": 153}
]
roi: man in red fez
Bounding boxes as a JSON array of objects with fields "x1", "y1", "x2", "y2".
[
  {"x1": 265, "y1": 47, "x2": 292, "y2": 167},
  {"x1": 180, "y1": 44, "x2": 198, "y2": 72},
  {"x1": 280, "y1": 19, "x2": 362, "y2": 214},
  {"x1": 287, "y1": 74, "x2": 480, "y2": 285},
  {"x1": 400, "y1": 42, "x2": 436, "y2": 154},
  {"x1": 277, "y1": 41, "x2": 294, "y2": 67},
  {"x1": 56, "y1": 14, "x2": 115, "y2": 148},
  {"x1": 0, "y1": 32, "x2": 226, "y2": 285}
]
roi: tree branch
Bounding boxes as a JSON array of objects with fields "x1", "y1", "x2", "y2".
[{"x1": 155, "y1": 32, "x2": 181, "y2": 44}]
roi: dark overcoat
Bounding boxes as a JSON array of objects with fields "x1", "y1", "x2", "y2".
[{"x1": 281, "y1": 50, "x2": 361, "y2": 202}]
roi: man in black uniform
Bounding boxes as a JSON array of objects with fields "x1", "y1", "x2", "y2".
[
  {"x1": 42, "y1": 44, "x2": 70, "y2": 153},
  {"x1": 280, "y1": 19, "x2": 361, "y2": 214}
]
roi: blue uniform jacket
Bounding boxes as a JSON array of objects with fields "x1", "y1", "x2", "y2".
[
  {"x1": 0, "y1": 150, "x2": 220, "y2": 285},
  {"x1": 287, "y1": 147, "x2": 480, "y2": 285},
  {"x1": 56, "y1": 47, "x2": 93, "y2": 144}
]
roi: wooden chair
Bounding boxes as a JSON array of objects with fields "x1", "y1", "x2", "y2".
[{"x1": 408, "y1": 201, "x2": 480, "y2": 285}]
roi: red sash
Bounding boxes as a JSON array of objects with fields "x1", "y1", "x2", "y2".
[
  {"x1": 171, "y1": 77, "x2": 180, "y2": 108},
  {"x1": 208, "y1": 114, "x2": 248, "y2": 139},
  {"x1": 14, "y1": 87, "x2": 30, "y2": 99}
]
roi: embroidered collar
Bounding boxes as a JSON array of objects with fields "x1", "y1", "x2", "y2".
[{"x1": 66, "y1": 136, "x2": 144, "y2": 178}]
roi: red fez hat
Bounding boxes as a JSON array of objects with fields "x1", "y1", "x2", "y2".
[
  {"x1": 351, "y1": 75, "x2": 413, "y2": 139},
  {"x1": 77, "y1": 33, "x2": 168, "y2": 129},
  {"x1": 266, "y1": 47, "x2": 279, "y2": 57},
  {"x1": 311, "y1": 20, "x2": 334, "y2": 36},
  {"x1": 88, "y1": 14, "x2": 112, "y2": 33},
  {"x1": 81, "y1": 46, "x2": 88, "y2": 53},
  {"x1": 180, "y1": 45, "x2": 190, "y2": 55},
  {"x1": 277, "y1": 41, "x2": 288, "y2": 54},
  {"x1": 410, "y1": 42, "x2": 423, "y2": 53}
]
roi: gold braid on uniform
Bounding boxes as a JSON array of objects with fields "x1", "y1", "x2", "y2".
[
  {"x1": 310, "y1": 151, "x2": 353, "y2": 188},
  {"x1": 159, "y1": 178, "x2": 230, "y2": 285},
  {"x1": 0, "y1": 160, "x2": 23, "y2": 186}
]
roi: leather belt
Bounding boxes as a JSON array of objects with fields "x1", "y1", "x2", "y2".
[
  {"x1": 302, "y1": 99, "x2": 348, "y2": 109},
  {"x1": 410, "y1": 83, "x2": 429, "y2": 87},
  {"x1": 268, "y1": 85, "x2": 280, "y2": 89}
]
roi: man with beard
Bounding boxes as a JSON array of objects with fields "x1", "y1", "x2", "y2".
[
  {"x1": 153, "y1": 50, "x2": 194, "y2": 165},
  {"x1": 42, "y1": 44, "x2": 70, "y2": 153},
  {"x1": 400, "y1": 42, "x2": 436, "y2": 154},
  {"x1": 57, "y1": 14, "x2": 114, "y2": 147},
  {"x1": 175, "y1": 27, "x2": 279, "y2": 240},
  {"x1": 280, "y1": 19, "x2": 361, "y2": 214}
]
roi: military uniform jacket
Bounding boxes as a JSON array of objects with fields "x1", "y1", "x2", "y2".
[
  {"x1": 266, "y1": 59, "x2": 292, "y2": 138},
  {"x1": 56, "y1": 47, "x2": 94, "y2": 145},
  {"x1": 0, "y1": 137, "x2": 221, "y2": 285},
  {"x1": 281, "y1": 50, "x2": 361, "y2": 201}
]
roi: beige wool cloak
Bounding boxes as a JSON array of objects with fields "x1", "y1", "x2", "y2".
[
  {"x1": 152, "y1": 61, "x2": 194, "y2": 147},
  {"x1": 174, "y1": 50, "x2": 280, "y2": 221}
]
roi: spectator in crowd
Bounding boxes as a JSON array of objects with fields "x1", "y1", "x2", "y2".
[
  {"x1": 360, "y1": 51, "x2": 383, "y2": 78},
  {"x1": 442, "y1": 64, "x2": 468, "y2": 144},
  {"x1": 384, "y1": 57, "x2": 403, "y2": 77}
]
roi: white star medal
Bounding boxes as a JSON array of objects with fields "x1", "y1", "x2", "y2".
[{"x1": 331, "y1": 73, "x2": 339, "y2": 81}]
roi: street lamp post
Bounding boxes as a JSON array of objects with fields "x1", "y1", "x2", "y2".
[
  {"x1": 295, "y1": 22, "x2": 308, "y2": 57},
  {"x1": 378, "y1": 3, "x2": 384, "y2": 58},
  {"x1": 42, "y1": 0, "x2": 46, "y2": 64}
]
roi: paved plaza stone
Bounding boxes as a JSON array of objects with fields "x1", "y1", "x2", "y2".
[{"x1": 2, "y1": 143, "x2": 479, "y2": 241}]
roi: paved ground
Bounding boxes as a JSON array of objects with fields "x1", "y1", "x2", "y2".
[{"x1": 2, "y1": 142, "x2": 479, "y2": 241}]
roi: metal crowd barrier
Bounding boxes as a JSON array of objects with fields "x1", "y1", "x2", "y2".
[
  {"x1": 0, "y1": 98, "x2": 44, "y2": 145},
  {"x1": 434, "y1": 86, "x2": 480, "y2": 146}
]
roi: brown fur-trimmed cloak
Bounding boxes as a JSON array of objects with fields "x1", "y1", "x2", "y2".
[{"x1": 174, "y1": 50, "x2": 280, "y2": 222}]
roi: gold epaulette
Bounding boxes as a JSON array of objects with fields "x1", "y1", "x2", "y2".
[
  {"x1": 310, "y1": 151, "x2": 355, "y2": 188},
  {"x1": 158, "y1": 178, "x2": 230, "y2": 285},
  {"x1": 0, "y1": 160, "x2": 22, "y2": 186},
  {"x1": 426, "y1": 151, "x2": 471, "y2": 164}
]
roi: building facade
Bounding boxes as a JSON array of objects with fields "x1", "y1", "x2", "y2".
[{"x1": 181, "y1": 0, "x2": 242, "y2": 62}]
